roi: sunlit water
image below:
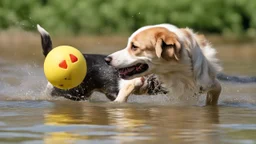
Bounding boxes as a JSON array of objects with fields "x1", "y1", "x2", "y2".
[{"x1": 0, "y1": 32, "x2": 256, "y2": 143}]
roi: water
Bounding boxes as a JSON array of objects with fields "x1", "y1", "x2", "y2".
[{"x1": 0, "y1": 32, "x2": 256, "y2": 143}]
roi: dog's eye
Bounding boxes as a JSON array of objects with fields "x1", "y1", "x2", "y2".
[{"x1": 131, "y1": 43, "x2": 138, "y2": 51}]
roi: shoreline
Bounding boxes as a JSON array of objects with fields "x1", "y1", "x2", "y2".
[{"x1": 1, "y1": 29, "x2": 256, "y2": 45}]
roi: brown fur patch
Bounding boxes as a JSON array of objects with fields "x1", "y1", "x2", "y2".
[{"x1": 128, "y1": 27, "x2": 181, "y2": 61}]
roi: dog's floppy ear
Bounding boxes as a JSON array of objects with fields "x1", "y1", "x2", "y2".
[{"x1": 155, "y1": 32, "x2": 181, "y2": 61}]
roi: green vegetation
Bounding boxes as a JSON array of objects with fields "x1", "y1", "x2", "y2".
[{"x1": 0, "y1": 0, "x2": 256, "y2": 36}]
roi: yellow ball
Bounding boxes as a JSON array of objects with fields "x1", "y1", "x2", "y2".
[{"x1": 44, "y1": 45, "x2": 87, "y2": 89}]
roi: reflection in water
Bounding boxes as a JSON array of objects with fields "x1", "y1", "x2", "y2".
[
  {"x1": 44, "y1": 132, "x2": 83, "y2": 144},
  {"x1": 0, "y1": 100, "x2": 255, "y2": 143},
  {"x1": 44, "y1": 102, "x2": 86, "y2": 143},
  {"x1": 43, "y1": 102, "x2": 220, "y2": 143},
  {"x1": 44, "y1": 102, "x2": 86, "y2": 125}
]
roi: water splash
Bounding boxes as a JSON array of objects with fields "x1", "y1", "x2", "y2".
[
  {"x1": 0, "y1": 62, "x2": 52, "y2": 100},
  {"x1": 1, "y1": 60, "x2": 256, "y2": 108}
]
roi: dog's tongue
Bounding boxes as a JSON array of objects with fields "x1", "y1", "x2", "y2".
[
  {"x1": 119, "y1": 67, "x2": 135, "y2": 75},
  {"x1": 136, "y1": 64, "x2": 143, "y2": 71}
]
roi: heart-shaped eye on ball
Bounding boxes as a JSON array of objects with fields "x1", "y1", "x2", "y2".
[
  {"x1": 70, "y1": 54, "x2": 78, "y2": 63},
  {"x1": 59, "y1": 60, "x2": 68, "y2": 69}
]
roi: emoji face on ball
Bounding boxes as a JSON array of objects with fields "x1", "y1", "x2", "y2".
[{"x1": 44, "y1": 46, "x2": 87, "y2": 89}]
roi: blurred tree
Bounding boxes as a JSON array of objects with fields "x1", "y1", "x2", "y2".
[{"x1": 0, "y1": 0, "x2": 255, "y2": 36}]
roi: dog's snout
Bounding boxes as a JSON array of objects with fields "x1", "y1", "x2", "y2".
[{"x1": 105, "y1": 56, "x2": 112, "y2": 65}]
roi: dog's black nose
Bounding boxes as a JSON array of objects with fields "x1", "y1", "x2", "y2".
[{"x1": 105, "y1": 56, "x2": 112, "y2": 65}]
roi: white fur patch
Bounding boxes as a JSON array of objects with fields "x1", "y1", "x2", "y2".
[
  {"x1": 37, "y1": 24, "x2": 49, "y2": 36},
  {"x1": 118, "y1": 78, "x2": 143, "y2": 90},
  {"x1": 201, "y1": 43, "x2": 222, "y2": 72}
]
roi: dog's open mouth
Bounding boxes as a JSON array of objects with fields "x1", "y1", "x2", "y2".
[{"x1": 118, "y1": 63, "x2": 149, "y2": 79}]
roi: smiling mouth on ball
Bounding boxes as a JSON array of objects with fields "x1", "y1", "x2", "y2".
[{"x1": 118, "y1": 63, "x2": 149, "y2": 79}]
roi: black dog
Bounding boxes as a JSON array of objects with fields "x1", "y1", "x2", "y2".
[{"x1": 37, "y1": 25, "x2": 168, "y2": 102}]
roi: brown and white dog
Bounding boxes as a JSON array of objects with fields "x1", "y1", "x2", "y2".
[{"x1": 105, "y1": 24, "x2": 222, "y2": 105}]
